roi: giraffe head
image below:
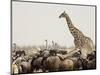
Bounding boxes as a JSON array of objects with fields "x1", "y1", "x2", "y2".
[{"x1": 59, "y1": 11, "x2": 66, "y2": 18}]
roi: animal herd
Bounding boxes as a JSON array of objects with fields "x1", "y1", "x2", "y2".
[{"x1": 12, "y1": 48, "x2": 96, "y2": 75}]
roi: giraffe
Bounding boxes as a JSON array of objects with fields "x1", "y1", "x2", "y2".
[
  {"x1": 45, "y1": 40, "x2": 48, "y2": 50},
  {"x1": 59, "y1": 11, "x2": 94, "y2": 59}
]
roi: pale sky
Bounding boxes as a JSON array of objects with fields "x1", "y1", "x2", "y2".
[{"x1": 12, "y1": 1, "x2": 95, "y2": 47}]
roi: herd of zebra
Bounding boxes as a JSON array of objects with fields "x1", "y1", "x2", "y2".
[{"x1": 12, "y1": 11, "x2": 96, "y2": 74}]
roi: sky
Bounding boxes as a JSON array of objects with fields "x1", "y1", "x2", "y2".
[{"x1": 12, "y1": 1, "x2": 95, "y2": 47}]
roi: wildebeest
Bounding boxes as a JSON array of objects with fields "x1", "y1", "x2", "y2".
[
  {"x1": 12, "y1": 56, "x2": 28, "y2": 74},
  {"x1": 42, "y1": 54, "x2": 75, "y2": 72},
  {"x1": 15, "y1": 50, "x2": 26, "y2": 57},
  {"x1": 84, "y1": 51, "x2": 96, "y2": 69},
  {"x1": 59, "y1": 58, "x2": 74, "y2": 71},
  {"x1": 31, "y1": 57, "x2": 43, "y2": 72},
  {"x1": 87, "y1": 59, "x2": 96, "y2": 69},
  {"x1": 12, "y1": 62, "x2": 22, "y2": 75},
  {"x1": 12, "y1": 63, "x2": 19, "y2": 75},
  {"x1": 43, "y1": 55, "x2": 61, "y2": 72},
  {"x1": 20, "y1": 60, "x2": 32, "y2": 74}
]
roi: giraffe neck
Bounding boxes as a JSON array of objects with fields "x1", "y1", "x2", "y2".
[
  {"x1": 64, "y1": 14, "x2": 76, "y2": 36},
  {"x1": 64, "y1": 14, "x2": 84, "y2": 38},
  {"x1": 65, "y1": 14, "x2": 74, "y2": 28}
]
